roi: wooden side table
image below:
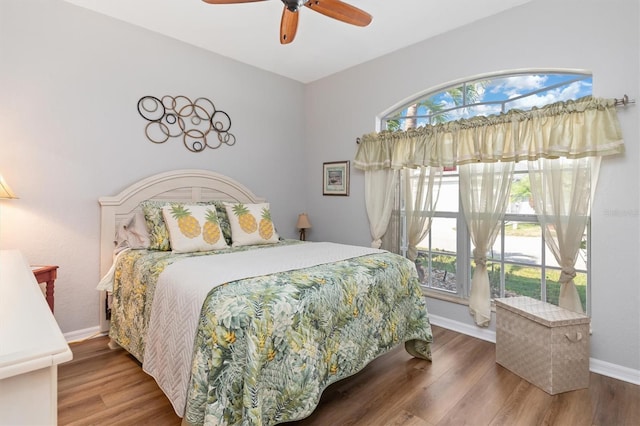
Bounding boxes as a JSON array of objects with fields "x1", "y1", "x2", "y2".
[{"x1": 31, "y1": 265, "x2": 58, "y2": 313}]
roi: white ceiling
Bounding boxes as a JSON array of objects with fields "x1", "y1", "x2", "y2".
[{"x1": 63, "y1": 0, "x2": 531, "y2": 83}]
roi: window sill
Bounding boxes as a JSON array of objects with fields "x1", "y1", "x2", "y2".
[
  {"x1": 422, "y1": 288, "x2": 498, "y2": 313},
  {"x1": 422, "y1": 288, "x2": 468, "y2": 306}
]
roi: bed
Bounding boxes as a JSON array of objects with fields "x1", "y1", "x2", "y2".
[{"x1": 98, "y1": 169, "x2": 433, "y2": 425}]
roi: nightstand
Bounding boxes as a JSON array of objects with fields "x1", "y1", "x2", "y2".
[{"x1": 31, "y1": 265, "x2": 58, "y2": 313}]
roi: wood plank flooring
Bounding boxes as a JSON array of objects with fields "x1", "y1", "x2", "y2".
[{"x1": 58, "y1": 326, "x2": 640, "y2": 425}]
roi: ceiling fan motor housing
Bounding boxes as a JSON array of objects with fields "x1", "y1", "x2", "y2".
[{"x1": 282, "y1": 0, "x2": 307, "y2": 12}]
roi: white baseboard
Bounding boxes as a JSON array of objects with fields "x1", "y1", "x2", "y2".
[
  {"x1": 429, "y1": 313, "x2": 497, "y2": 343},
  {"x1": 63, "y1": 326, "x2": 105, "y2": 344},
  {"x1": 429, "y1": 314, "x2": 640, "y2": 386},
  {"x1": 590, "y1": 358, "x2": 640, "y2": 385}
]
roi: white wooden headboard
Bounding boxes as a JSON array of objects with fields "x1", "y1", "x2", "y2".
[{"x1": 98, "y1": 169, "x2": 265, "y2": 331}]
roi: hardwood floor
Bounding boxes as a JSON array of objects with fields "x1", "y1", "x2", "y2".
[{"x1": 58, "y1": 326, "x2": 640, "y2": 425}]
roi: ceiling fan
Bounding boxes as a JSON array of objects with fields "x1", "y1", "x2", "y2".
[{"x1": 202, "y1": 0, "x2": 372, "y2": 44}]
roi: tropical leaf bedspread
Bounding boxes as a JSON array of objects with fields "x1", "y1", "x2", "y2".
[{"x1": 109, "y1": 241, "x2": 433, "y2": 426}]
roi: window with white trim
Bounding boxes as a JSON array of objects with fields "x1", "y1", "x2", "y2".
[{"x1": 383, "y1": 72, "x2": 592, "y2": 311}]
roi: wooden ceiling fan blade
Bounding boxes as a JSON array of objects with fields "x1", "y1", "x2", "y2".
[
  {"x1": 304, "y1": 0, "x2": 372, "y2": 27},
  {"x1": 280, "y1": 7, "x2": 299, "y2": 44},
  {"x1": 202, "y1": 0, "x2": 266, "y2": 4}
]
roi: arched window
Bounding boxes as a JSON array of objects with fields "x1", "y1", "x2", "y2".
[{"x1": 381, "y1": 71, "x2": 593, "y2": 312}]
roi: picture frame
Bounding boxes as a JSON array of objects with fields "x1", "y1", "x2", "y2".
[{"x1": 323, "y1": 161, "x2": 350, "y2": 196}]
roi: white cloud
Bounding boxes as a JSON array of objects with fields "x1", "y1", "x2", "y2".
[
  {"x1": 488, "y1": 75, "x2": 549, "y2": 96},
  {"x1": 505, "y1": 81, "x2": 589, "y2": 111}
]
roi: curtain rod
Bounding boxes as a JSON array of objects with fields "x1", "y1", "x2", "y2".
[
  {"x1": 356, "y1": 94, "x2": 636, "y2": 144},
  {"x1": 614, "y1": 94, "x2": 635, "y2": 107}
]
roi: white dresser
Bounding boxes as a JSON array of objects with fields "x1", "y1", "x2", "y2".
[{"x1": 0, "y1": 250, "x2": 73, "y2": 425}]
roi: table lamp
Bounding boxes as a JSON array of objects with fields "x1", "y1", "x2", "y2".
[
  {"x1": 0, "y1": 175, "x2": 17, "y2": 199},
  {"x1": 296, "y1": 213, "x2": 311, "y2": 241}
]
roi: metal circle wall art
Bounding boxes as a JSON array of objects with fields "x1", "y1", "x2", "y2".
[{"x1": 137, "y1": 95, "x2": 236, "y2": 153}]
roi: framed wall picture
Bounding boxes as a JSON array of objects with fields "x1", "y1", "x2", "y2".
[{"x1": 323, "y1": 161, "x2": 350, "y2": 196}]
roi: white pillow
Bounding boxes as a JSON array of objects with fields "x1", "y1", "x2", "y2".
[
  {"x1": 223, "y1": 202, "x2": 280, "y2": 246},
  {"x1": 161, "y1": 204, "x2": 229, "y2": 253},
  {"x1": 115, "y1": 210, "x2": 150, "y2": 253}
]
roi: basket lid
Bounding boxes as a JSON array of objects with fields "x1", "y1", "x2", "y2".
[{"x1": 495, "y1": 296, "x2": 590, "y2": 327}]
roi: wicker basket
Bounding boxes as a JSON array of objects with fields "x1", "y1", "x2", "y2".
[{"x1": 495, "y1": 296, "x2": 590, "y2": 394}]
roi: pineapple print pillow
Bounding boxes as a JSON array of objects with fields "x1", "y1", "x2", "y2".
[
  {"x1": 141, "y1": 200, "x2": 233, "y2": 250},
  {"x1": 223, "y1": 202, "x2": 280, "y2": 247},
  {"x1": 161, "y1": 204, "x2": 229, "y2": 253}
]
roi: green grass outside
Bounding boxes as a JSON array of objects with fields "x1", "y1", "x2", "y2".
[
  {"x1": 418, "y1": 253, "x2": 587, "y2": 311},
  {"x1": 503, "y1": 222, "x2": 541, "y2": 237}
]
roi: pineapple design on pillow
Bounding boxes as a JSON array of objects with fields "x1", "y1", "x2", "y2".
[
  {"x1": 232, "y1": 203, "x2": 257, "y2": 233},
  {"x1": 224, "y1": 202, "x2": 279, "y2": 246},
  {"x1": 259, "y1": 207, "x2": 274, "y2": 240},
  {"x1": 170, "y1": 204, "x2": 201, "y2": 238},
  {"x1": 203, "y1": 208, "x2": 222, "y2": 244}
]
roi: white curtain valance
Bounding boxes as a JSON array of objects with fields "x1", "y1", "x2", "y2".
[{"x1": 355, "y1": 96, "x2": 624, "y2": 170}]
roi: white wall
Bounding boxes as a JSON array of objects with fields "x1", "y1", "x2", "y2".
[
  {"x1": 305, "y1": 0, "x2": 640, "y2": 373},
  {"x1": 0, "y1": 0, "x2": 306, "y2": 334}
]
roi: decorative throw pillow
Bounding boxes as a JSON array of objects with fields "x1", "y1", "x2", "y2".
[
  {"x1": 161, "y1": 204, "x2": 229, "y2": 253},
  {"x1": 223, "y1": 202, "x2": 280, "y2": 246},
  {"x1": 140, "y1": 200, "x2": 173, "y2": 251},
  {"x1": 140, "y1": 200, "x2": 234, "y2": 250},
  {"x1": 115, "y1": 210, "x2": 151, "y2": 252},
  {"x1": 211, "y1": 201, "x2": 233, "y2": 246}
]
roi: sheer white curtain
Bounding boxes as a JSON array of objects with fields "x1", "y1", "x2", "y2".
[
  {"x1": 364, "y1": 169, "x2": 398, "y2": 249},
  {"x1": 460, "y1": 162, "x2": 514, "y2": 327},
  {"x1": 404, "y1": 166, "x2": 442, "y2": 261},
  {"x1": 381, "y1": 209, "x2": 401, "y2": 253},
  {"x1": 528, "y1": 157, "x2": 601, "y2": 313}
]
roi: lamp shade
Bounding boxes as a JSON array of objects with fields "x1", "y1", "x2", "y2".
[
  {"x1": 296, "y1": 213, "x2": 311, "y2": 229},
  {"x1": 0, "y1": 175, "x2": 17, "y2": 199}
]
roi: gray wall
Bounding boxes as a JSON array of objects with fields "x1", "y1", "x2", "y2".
[
  {"x1": 1, "y1": 0, "x2": 638, "y2": 377},
  {"x1": 304, "y1": 0, "x2": 640, "y2": 373},
  {"x1": 0, "y1": 0, "x2": 306, "y2": 334}
]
